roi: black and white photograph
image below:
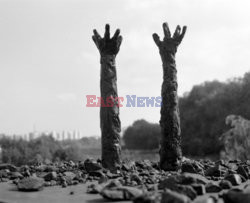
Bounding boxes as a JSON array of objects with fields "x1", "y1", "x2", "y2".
[{"x1": 1, "y1": 0, "x2": 250, "y2": 202}]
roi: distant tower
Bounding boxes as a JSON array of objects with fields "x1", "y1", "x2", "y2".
[
  {"x1": 56, "y1": 132, "x2": 60, "y2": 140},
  {"x1": 73, "y1": 130, "x2": 76, "y2": 140},
  {"x1": 29, "y1": 132, "x2": 34, "y2": 140},
  {"x1": 62, "y1": 131, "x2": 65, "y2": 140},
  {"x1": 67, "y1": 131, "x2": 71, "y2": 140}
]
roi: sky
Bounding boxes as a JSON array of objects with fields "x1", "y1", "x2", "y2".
[{"x1": 0, "y1": 0, "x2": 250, "y2": 136}]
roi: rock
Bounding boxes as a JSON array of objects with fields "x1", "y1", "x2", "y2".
[
  {"x1": 159, "y1": 173, "x2": 208, "y2": 189},
  {"x1": 88, "y1": 170, "x2": 105, "y2": 178},
  {"x1": 87, "y1": 183, "x2": 104, "y2": 194},
  {"x1": 133, "y1": 192, "x2": 161, "y2": 203},
  {"x1": 221, "y1": 190, "x2": 250, "y2": 203},
  {"x1": 98, "y1": 175, "x2": 108, "y2": 184},
  {"x1": 205, "y1": 165, "x2": 226, "y2": 177},
  {"x1": 106, "y1": 171, "x2": 122, "y2": 179},
  {"x1": 0, "y1": 163, "x2": 17, "y2": 172},
  {"x1": 62, "y1": 181, "x2": 67, "y2": 188},
  {"x1": 237, "y1": 166, "x2": 249, "y2": 180},
  {"x1": 181, "y1": 173, "x2": 209, "y2": 185},
  {"x1": 227, "y1": 162, "x2": 238, "y2": 171},
  {"x1": 10, "y1": 172, "x2": 23, "y2": 180},
  {"x1": 0, "y1": 170, "x2": 9, "y2": 178},
  {"x1": 205, "y1": 182, "x2": 222, "y2": 193},
  {"x1": 44, "y1": 165, "x2": 57, "y2": 172},
  {"x1": 63, "y1": 171, "x2": 76, "y2": 184},
  {"x1": 43, "y1": 172, "x2": 57, "y2": 181},
  {"x1": 175, "y1": 185, "x2": 197, "y2": 200},
  {"x1": 122, "y1": 161, "x2": 136, "y2": 171},
  {"x1": 0, "y1": 178, "x2": 8, "y2": 182},
  {"x1": 159, "y1": 178, "x2": 197, "y2": 200},
  {"x1": 78, "y1": 161, "x2": 85, "y2": 170},
  {"x1": 17, "y1": 176, "x2": 44, "y2": 191},
  {"x1": 181, "y1": 161, "x2": 204, "y2": 175},
  {"x1": 219, "y1": 180, "x2": 232, "y2": 189},
  {"x1": 84, "y1": 159, "x2": 102, "y2": 172},
  {"x1": 243, "y1": 184, "x2": 250, "y2": 193},
  {"x1": 182, "y1": 162, "x2": 198, "y2": 174},
  {"x1": 100, "y1": 186, "x2": 143, "y2": 201},
  {"x1": 192, "y1": 196, "x2": 217, "y2": 203},
  {"x1": 224, "y1": 174, "x2": 242, "y2": 186},
  {"x1": 161, "y1": 189, "x2": 191, "y2": 203},
  {"x1": 191, "y1": 184, "x2": 206, "y2": 195},
  {"x1": 131, "y1": 173, "x2": 143, "y2": 185},
  {"x1": 136, "y1": 160, "x2": 153, "y2": 170}
]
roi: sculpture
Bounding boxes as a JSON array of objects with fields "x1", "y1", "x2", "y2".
[
  {"x1": 92, "y1": 24, "x2": 122, "y2": 171},
  {"x1": 153, "y1": 22, "x2": 187, "y2": 171}
]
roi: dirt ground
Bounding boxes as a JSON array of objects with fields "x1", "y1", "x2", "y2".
[{"x1": 0, "y1": 181, "x2": 130, "y2": 203}]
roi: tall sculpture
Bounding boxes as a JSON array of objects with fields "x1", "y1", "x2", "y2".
[
  {"x1": 92, "y1": 24, "x2": 122, "y2": 171},
  {"x1": 153, "y1": 22, "x2": 187, "y2": 171}
]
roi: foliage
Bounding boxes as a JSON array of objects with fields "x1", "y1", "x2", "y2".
[
  {"x1": 0, "y1": 135, "x2": 101, "y2": 166},
  {"x1": 220, "y1": 115, "x2": 250, "y2": 160},
  {"x1": 123, "y1": 119, "x2": 161, "y2": 150},
  {"x1": 123, "y1": 72, "x2": 250, "y2": 158},
  {"x1": 179, "y1": 72, "x2": 250, "y2": 156}
]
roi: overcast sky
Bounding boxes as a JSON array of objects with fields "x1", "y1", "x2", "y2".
[{"x1": 1, "y1": 0, "x2": 250, "y2": 136}]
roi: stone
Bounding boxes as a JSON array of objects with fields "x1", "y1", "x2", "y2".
[
  {"x1": 237, "y1": 165, "x2": 249, "y2": 180},
  {"x1": 9, "y1": 172, "x2": 23, "y2": 180},
  {"x1": 100, "y1": 186, "x2": 143, "y2": 201},
  {"x1": 133, "y1": 192, "x2": 161, "y2": 203},
  {"x1": 161, "y1": 189, "x2": 191, "y2": 203},
  {"x1": 224, "y1": 174, "x2": 242, "y2": 186},
  {"x1": 0, "y1": 170, "x2": 9, "y2": 178},
  {"x1": 192, "y1": 196, "x2": 216, "y2": 203},
  {"x1": 44, "y1": 165, "x2": 57, "y2": 172},
  {"x1": 221, "y1": 190, "x2": 250, "y2": 203},
  {"x1": 17, "y1": 176, "x2": 44, "y2": 191},
  {"x1": 43, "y1": 171, "x2": 57, "y2": 181},
  {"x1": 84, "y1": 159, "x2": 102, "y2": 172},
  {"x1": 0, "y1": 163, "x2": 17, "y2": 172},
  {"x1": 181, "y1": 173, "x2": 209, "y2": 185},
  {"x1": 205, "y1": 165, "x2": 226, "y2": 177},
  {"x1": 181, "y1": 162, "x2": 197, "y2": 174},
  {"x1": 159, "y1": 177, "x2": 197, "y2": 200},
  {"x1": 174, "y1": 185, "x2": 197, "y2": 200},
  {"x1": 182, "y1": 161, "x2": 204, "y2": 175},
  {"x1": 88, "y1": 170, "x2": 105, "y2": 178},
  {"x1": 159, "y1": 173, "x2": 208, "y2": 190},
  {"x1": 63, "y1": 171, "x2": 76, "y2": 185},
  {"x1": 219, "y1": 180, "x2": 232, "y2": 189},
  {"x1": 86, "y1": 183, "x2": 104, "y2": 194},
  {"x1": 131, "y1": 173, "x2": 143, "y2": 185},
  {"x1": 122, "y1": 161, "x2": 136, "y2": 171},
  {"x1": 205, "y1": 182, "x2": 222, "y2": 193},
  {"x1": 191, "y1": 184, "x2": 206, "y2": 195}
]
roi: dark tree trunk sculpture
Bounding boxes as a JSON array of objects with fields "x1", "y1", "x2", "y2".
[
  {"x1": 153, "y1": 22, "x2": 187, "y2": 171},
  {"x1": 92, "y1": 24, "x2": 122, "y2": 171}
]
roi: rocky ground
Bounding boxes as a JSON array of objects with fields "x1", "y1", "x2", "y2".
[{"x1": 1, "y1": 158, "x2": 250, "y2": 203}]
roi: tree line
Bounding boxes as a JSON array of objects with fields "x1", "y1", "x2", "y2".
[
  {"x1": 0, "y1": 135, "x2": 101, "y2": 166},
  {"x1": 123, "y1": 72, "x2": 250, "y2": 158}
]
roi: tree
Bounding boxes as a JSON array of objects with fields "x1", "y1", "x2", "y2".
[
  {"x1": 123, "y1": 119, "x2": 161, "y2": 150},
  {"x1": 179, "y1": 73, "x2": 250, "y2": 157}
]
